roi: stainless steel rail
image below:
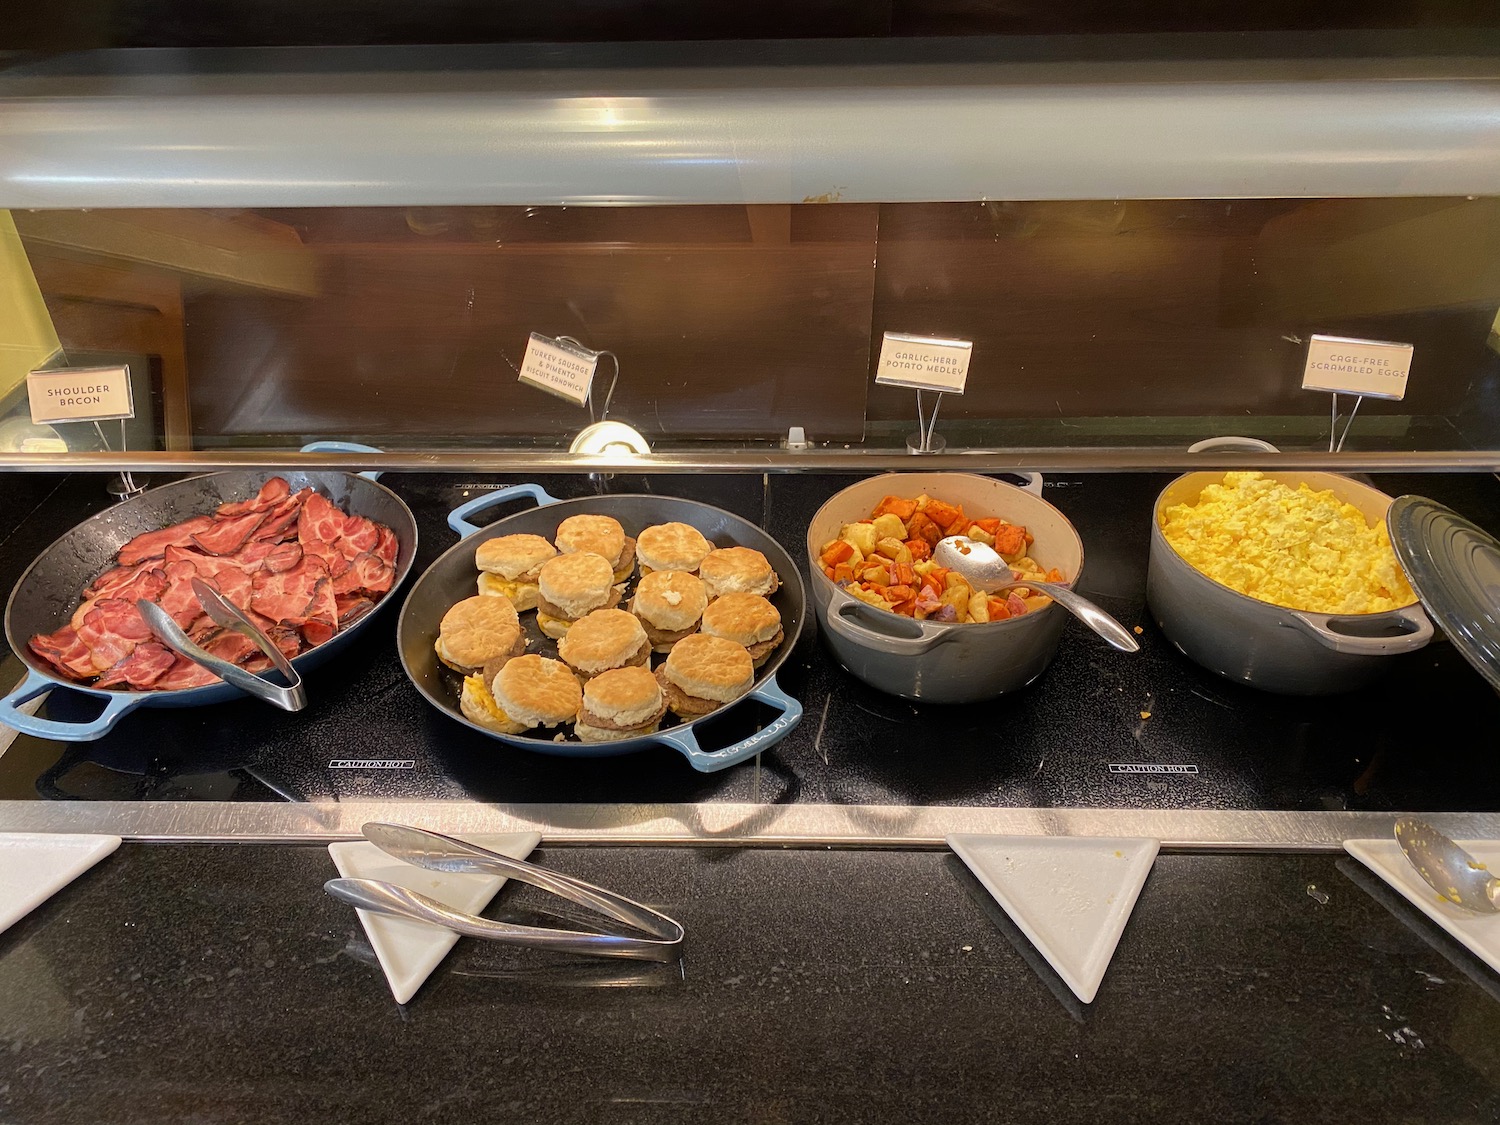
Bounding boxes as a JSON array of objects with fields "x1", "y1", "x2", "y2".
[
  {"x1": 1, "y1": 799, "x2": 1495, "y2": 851},
  {"x1": 1, "y1": 451, "x2": 1498, "y2": 474}
]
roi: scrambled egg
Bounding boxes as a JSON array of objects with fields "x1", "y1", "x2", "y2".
[{"x1": 1159, "y1": 472, "x2": 1416, "y2": 614}]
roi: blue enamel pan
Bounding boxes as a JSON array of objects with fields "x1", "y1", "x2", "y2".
[
  {"x1": 397, "y1": 484, "x2": 804, "y2": 774},
  {"x1": 0, "y1": 444, "x2": 417, "y2": 741}
]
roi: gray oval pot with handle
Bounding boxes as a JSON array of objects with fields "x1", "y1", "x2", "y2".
[
  {"x1": 806, "y1": 472, "x2": 1082, "y2": 703},
  {"x1": 1147, "y1": 470, "x2": 1434, "y2": 695}
]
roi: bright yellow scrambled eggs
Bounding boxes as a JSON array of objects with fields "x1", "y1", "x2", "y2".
[{"x1": 1159, "y1": 472, "x2": 1416, "y2": 614}]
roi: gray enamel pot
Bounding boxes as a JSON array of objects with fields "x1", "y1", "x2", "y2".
[
  {"x1": 1147, "y1": 471, "x2": 1433, "y2": 695},
  {"x1": 805, "y1": 472, "x2": 1081, "y2": 703}
]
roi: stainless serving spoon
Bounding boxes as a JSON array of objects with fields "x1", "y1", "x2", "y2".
[
  {"x1": 933, "y1": 535, "x2": 1140, "y2": 653},
  {"x1": 1394, "y1": 816, "x2": 1500, "y2": 914}
]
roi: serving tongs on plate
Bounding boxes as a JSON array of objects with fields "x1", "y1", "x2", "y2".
[
  {"x1": 136, "y1": 577, "x2": 307, "y2": 711},
  {"x1": 325, "y1": 823, "x2": 685, "y2": 963}
]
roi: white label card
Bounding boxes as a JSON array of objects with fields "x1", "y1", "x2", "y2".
[
  {"x1": 874, "y1": 332, "x2": 972, "y2": 394},
  {"x1": 517, "y1": 333, "x2": 598, "y2": 407},
  {"x1": 1301, "y1": 335, "x2": 1412, "y2": 401},
  {"x1": 27, "y1": 366, "x2": 135, "y2": 424}
]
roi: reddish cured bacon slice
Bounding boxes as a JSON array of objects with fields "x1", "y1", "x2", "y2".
[
  {"x1": 298, "y1": 492, "x2": 348, "y2": 553},
  {"x1": 250, "y1": 556, "x2": 329, "y2": 625},
  {"x1": 189, "y1": 510, "x2": 266, "y2": 557},
  {"x1": 374, "y1": 525, "x2": 398, "y2": 569},
  {"x1": 29, "y1": 626, "x2": 98, "y2": 681},
  {"x1": 216, "y1": 477, "x2": 291, "y2": 518},
  {"x1": 76, "y1": 598, "x2": 153, "y2": 673},
  {"x1": 335, "y1": 594, "x2": 375, "y2": 628},
  {"x1": 86, "y1": 558, "x2": 163, "y2": 600},
  {"x1": 95, "y1": 642, "x2": 176, "y2": 689},
  {"x1": 118, "y1": 515, "x2": 215, "y2": 567},
  {"x1": 262, "y1": 541, "x2": 303, "y2": 573},
  {"x1": 155, "y1": 657, "x2": 220, "y2": 691}
]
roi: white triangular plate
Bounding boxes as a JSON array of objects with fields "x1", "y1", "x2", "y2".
[
  {"x1": 329, "y1": 831, "x2": 541, "y2": 1004},
  {"x1": 1344, "y1": 837, "x2": 1500, "y2": 976},
  {"x1": 0, "y1": 832, "x2": 121, "y2": 935},
  {"x1": 949, "y1": 834, "x2": 1159, "y2": 1004}
]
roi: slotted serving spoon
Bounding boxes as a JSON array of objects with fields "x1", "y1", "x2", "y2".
[
  {"x1": 1394, "y1": 816, "x2": 1500, "y2": 914},
  {"x1": 934, "y1": 535, "x2": 1139, "y2": 652}
]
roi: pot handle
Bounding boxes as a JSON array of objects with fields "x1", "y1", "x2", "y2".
[
  {"x1": 824, "y1": 598, "x2": 955, "y2": 655},
  {"x1": 448, "y1": 484, "x2": 563, "y2": 538},
  {"x1": 299, "y1": 441, "x2": 386, "y2": 481},
  {"x1": 652, "y1": 675, "x2": 803, "y2": 774},
  {"x1": 0, "y1": 668, "x2": 144, "y2": 741},
  {"x1": 1286, "y1": 604, "x2": 1434, "y2": 655}
]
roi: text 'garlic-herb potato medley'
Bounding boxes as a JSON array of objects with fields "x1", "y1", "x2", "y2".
[
  {"x1": 818, "y1": 493, "x2": 1063, "y2": 623},
  {"x1": 1158, "y1": 471, "x2": 1416, "y2": 614}
]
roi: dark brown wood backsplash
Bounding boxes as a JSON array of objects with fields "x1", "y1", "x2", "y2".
[{"x1": 20, "y1": 198, "x2": 1500, "y2": 448}]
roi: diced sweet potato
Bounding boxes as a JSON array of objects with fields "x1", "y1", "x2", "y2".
[
  {"x1": 822, "y1": 565, "x2": 836, "y2": 580},
  {"x1": 832, "y1": 563, "x2": 857, "y2": 584},
  {"x1": 905, "y1": 538, "x2": 931, "y2": 562},
  {"x1": 988, "y1": 596, "x2": 1013, "y2": 621},
  {"x1": 872, "y1": 495, "x2": 917, "y2": 521},
  {"x1": 820, "y1": 540, "x2": 856, "y2": 567},
  {"x1": 992, "y1": 524, "x2": 1030, "y2": 558},
  {"x1": 907, "y1": 511, "x2": 942, "y2": 547},
  {"x1": 924, "y1": 499, "x2": 965, "y2": 534}
]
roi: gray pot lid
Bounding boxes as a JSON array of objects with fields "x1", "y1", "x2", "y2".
[{"x1": 1387, "y1": 494, "x2": 1500, "y2": 693}]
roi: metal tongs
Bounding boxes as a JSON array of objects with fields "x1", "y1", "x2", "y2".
[
  {"x1": 324, "y1": 823, "x2": 685, "y2": 963},
  {"x1": 136, "y1": 577, "x2": 307, "y2": 711}
]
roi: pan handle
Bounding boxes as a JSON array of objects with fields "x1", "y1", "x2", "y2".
[
  {"x1": 652, "y1": 675, "x2": 803, "y2": 774},
  {"x1": 448, "y1": 484, "x2": 563, "y2": 538},
  {"x1": 0, "y1": 668, "x2": 145, "y2": 742},
  {"x1": 299, "y1": 441, "x2": 385, "y2": 481}
]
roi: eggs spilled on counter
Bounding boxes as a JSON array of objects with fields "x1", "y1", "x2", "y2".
[{"x1": 1158, "y1": 471, "x2": 1417, "y2": 614}]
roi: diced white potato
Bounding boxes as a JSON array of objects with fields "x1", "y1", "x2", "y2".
[
  {"x1": 965, "y1": 524, "x2": 996, "y2": 547},
  {"x1": 873, "y1": 537, "x2": 908, "y2": 561},
  {"x1": 871, "y1": 512, "x2": 907, "y2": 542},
  {"x1": 968, "y1": 595, "x2": 990, "y2": 623},
  {"x1": 940, "y1": 585, "x2": 970, "y2": 618},
  {"x1": 840, "y1": 522, "x2": 879, "y2": 557}
]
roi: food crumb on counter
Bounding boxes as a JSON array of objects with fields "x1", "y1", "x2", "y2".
[
  {"x1": 1132, "y1": 625, "x2": 1144, "y2": 635},
  {"x1": 1139, "y1": 711, "x2": 1151, "y2": 720}
]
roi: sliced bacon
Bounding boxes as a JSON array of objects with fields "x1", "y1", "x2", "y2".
[
  {"x1": 335, "y1": 595, "x2": 375, "y2": 628},
  {"x1": 263, "y1": 541, "x2": 303, "y2": 573},
  {"x1": 374, "y1": 525, "x2": 399, "y2": 568},
  {"x1": 155, "y1": 657, "x2": 221, "y2": 691},
  {"x1": 76, "y1": 599, "x2": 153, "y2": 672},
  {"x1": 31, "y1": 481, "x2": 396, "y2": 692},
  {"x1": 96, "y1": 642, "x2": 176, "y2": 689},
  {"x1": 29, "y1": 626, "x2": 98, "y2": 681},
  {"x1": 118, "y1": 515, "x2": 215, "y2": 567},
  {"x1": 189, "y1": 510, "x2": 267, "y2": 557},
  {"x1": 216, "y1": 477, "x2": 291, "y2": 518}
]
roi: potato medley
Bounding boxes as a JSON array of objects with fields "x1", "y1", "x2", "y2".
[{"x1": 818, "y1": 493, "x2": 1063, "y2": 623}]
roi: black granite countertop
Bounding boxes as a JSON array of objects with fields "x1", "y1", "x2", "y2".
[
  {"x1": 3, "y1": 841, "x2": 1499, "y2": 1124},
  {"x1": 4, "y1": 470, "x2": 1500, "y2": 814}
]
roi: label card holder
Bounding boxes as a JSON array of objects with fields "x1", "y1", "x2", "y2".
[
  {"x1": 27, "y1": 365, "x2": 135, "y2": 425},
  {"x1": 874, "y1": 332, "x2": 973, "y2": 394},
  {"x1": 1301, "y1": 334, "x2": 1413, "y2": 453},
  {"x1": 517, "y1": 333, "x2": 600, "y2": 407}
]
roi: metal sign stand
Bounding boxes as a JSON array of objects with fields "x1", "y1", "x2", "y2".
[
  {"x1": 906, "y1": 389, "x2": 947, "y2": 454},
  {"x1": 94, "y1": 418, "x2": 146, "y2": 500},
  {"x1": 1327, "y1": 392, "x2": 1365, "y2": 453}
]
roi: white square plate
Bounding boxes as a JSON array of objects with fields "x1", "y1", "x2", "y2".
[
  {"x1": 0, "y1": 833, "x2": 121, "y2": 936},
  {"x1": 1344, "y1": 837, "x2": 1500, "y2": 975}
]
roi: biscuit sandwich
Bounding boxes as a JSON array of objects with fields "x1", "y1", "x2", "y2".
[
  {"x1": 435, "y1": 595, "x2": 525, "y2": 675},
  {"x1": 655, "y1": 632, "x2": 754, "y2": 718},
  {"x1": 475, "y1": 533, "x2": 557, "y2": 610},
  {"x1": 698, "y1": 546, "x2": 779, "y2": 600},
  {"x1": 635, "y1": 521, "x2": 712, "y2": 576},
  {"x1": 557, "y1": 608, "x2": 651, "y2": 680},
  {"x1": 630, "y1": 569, "x2": 708, "y2": 653},
  {"x1": 536, "y1": 551, "x2": 620, "y2": 640},
  {"x1": 555, "y1": 513, "x2": 636, "y2": 583},
  {"x1": 461, "y1": 654, "x2": 581, "y2": 735},
  {"x1": 700, "y1": 592, "x2": 784, "y2": 668},
  {"x1": 574, "y1": 665, "x2": 668, "y2": 743}
]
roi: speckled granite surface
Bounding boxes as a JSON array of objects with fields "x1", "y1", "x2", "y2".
[{"x1": 2, "y1": 843, "x2": 1498, "y2": 1124}]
